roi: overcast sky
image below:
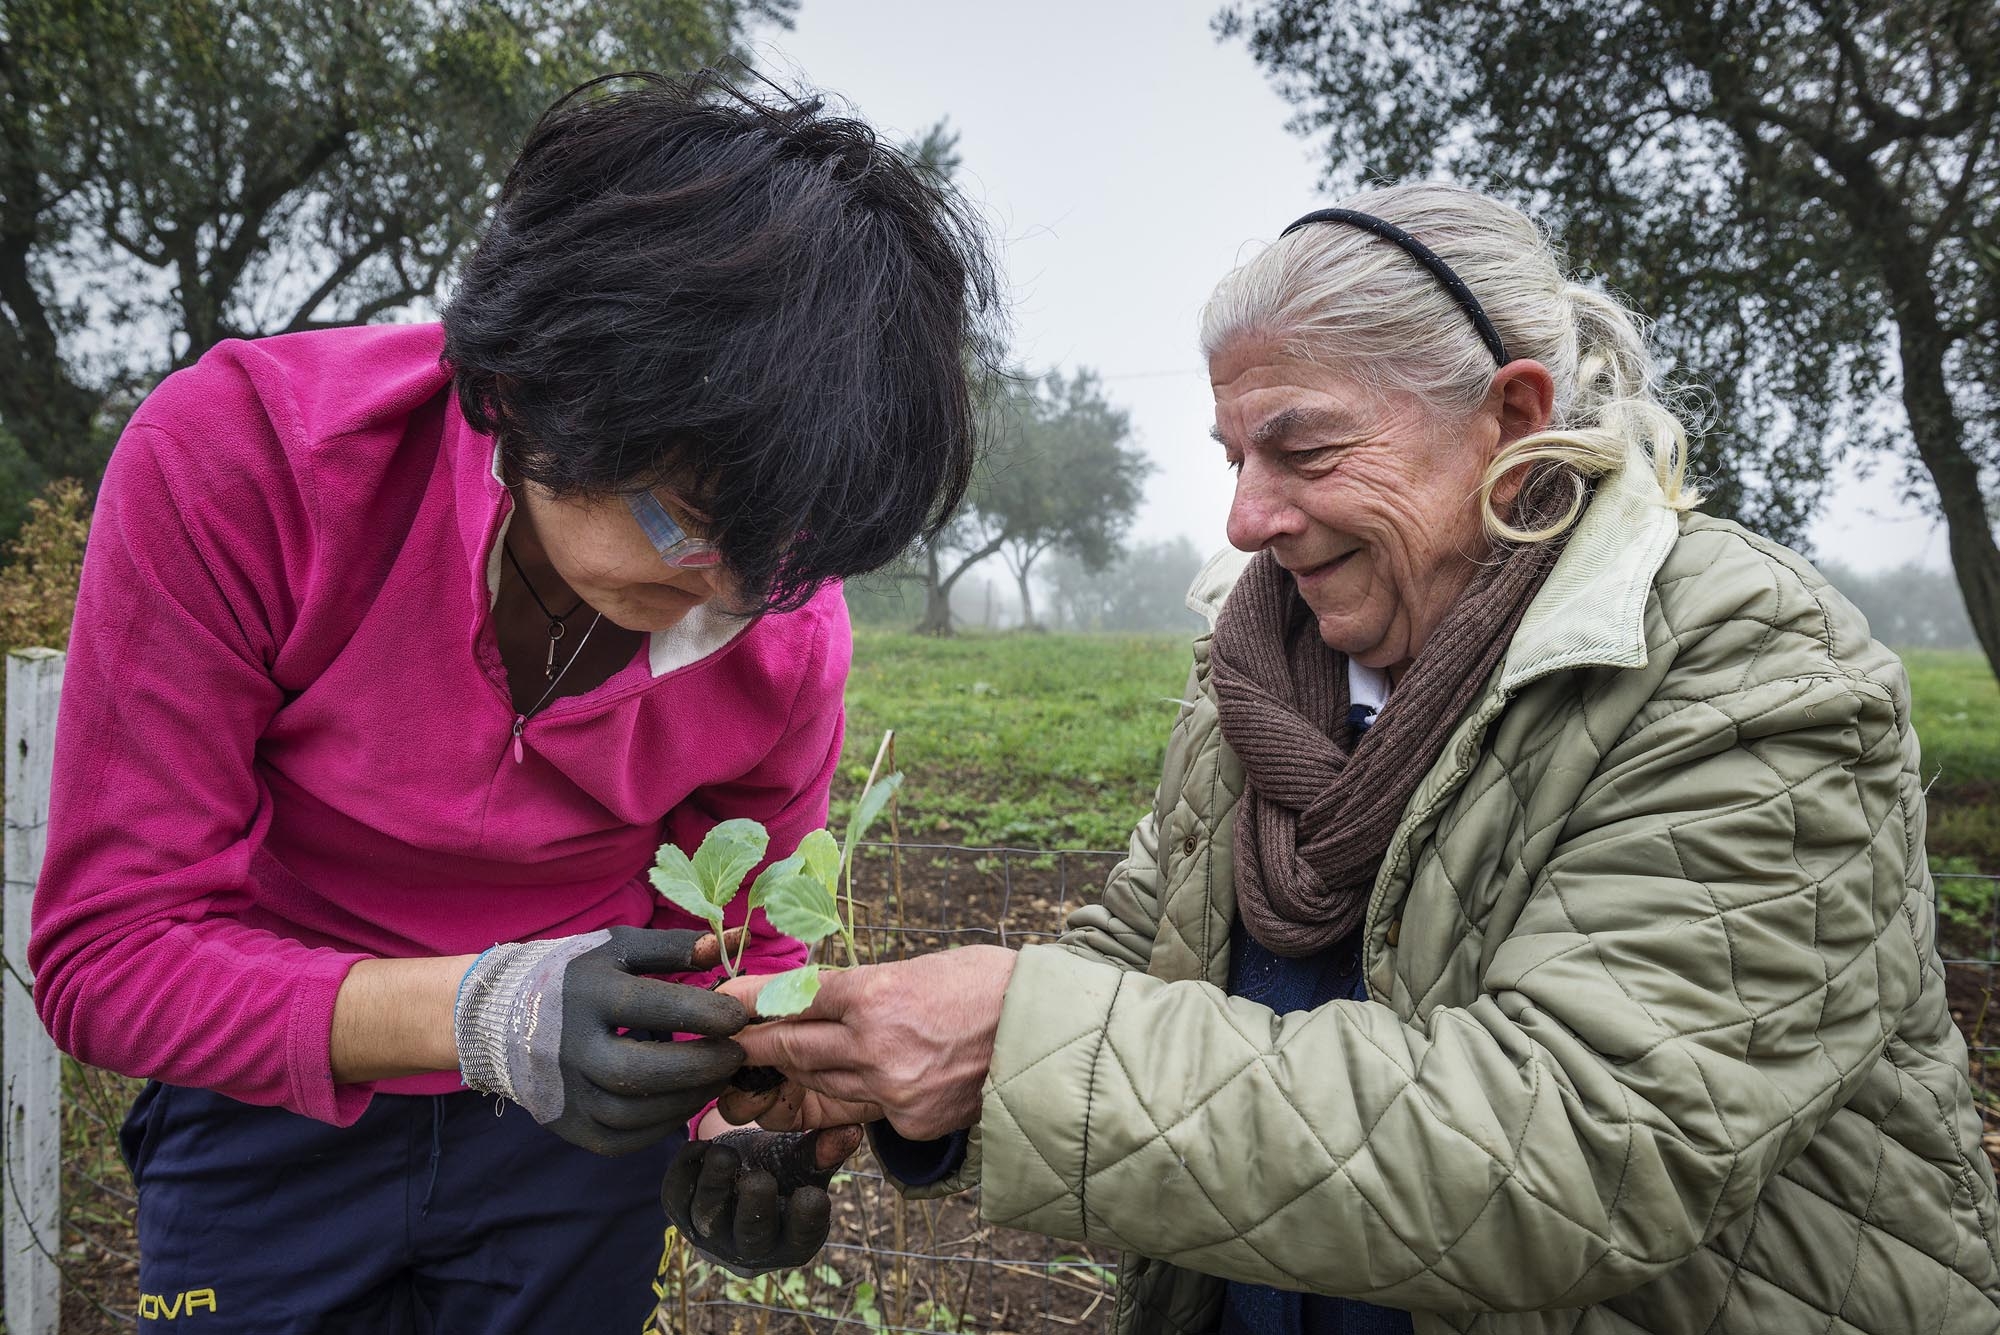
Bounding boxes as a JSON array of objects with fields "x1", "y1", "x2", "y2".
[{"x1": 756, "y1": 0, "x2": 1951, "y2": 574}]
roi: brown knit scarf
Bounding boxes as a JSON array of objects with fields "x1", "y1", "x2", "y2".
[{"x1": 1210, "y1": 478, "x2": 1579, "y2": 957}]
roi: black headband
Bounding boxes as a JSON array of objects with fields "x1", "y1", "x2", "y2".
[{"x1": 1280, "y1": 207, "x2": 1508, "y2": 367}]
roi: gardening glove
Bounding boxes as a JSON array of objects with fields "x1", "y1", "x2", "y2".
[
  {"x1": 662, "y1": 1126, "x2": 864, "y2": 1276},
  {"x1": 454, "y1": 925, "x2": 747, "y2": 1156}
]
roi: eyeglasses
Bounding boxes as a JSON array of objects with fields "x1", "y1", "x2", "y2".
[{"x1": 623, "y1": 490, "x2": 724, "y2": 569}]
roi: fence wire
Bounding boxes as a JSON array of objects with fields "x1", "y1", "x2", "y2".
[
  {"x1": 25, "y1": 855, "x2": 2000, "y2": 1334},
  {"x1": 1938, "y1": 873, "x2": 2000, "y2": 1104}
]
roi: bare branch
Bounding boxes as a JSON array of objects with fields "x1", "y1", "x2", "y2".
[
  {"x1": 1819, "y1": 5, "x2": 1987, "y2": 147},
  {"x1": 281, "y1": 225, "x2": 399, "y2": 332},
  {"x1": 207, "y1": 119, "x2": 356, "y2": 308},
  {"x1": 939, "y1": 531, "x2": 1010, "y2": 591}
]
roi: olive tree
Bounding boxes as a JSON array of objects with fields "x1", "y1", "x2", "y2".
[
  {"x1": 1, "y1": 0, "x2": 788, "y2": 506},
  {"x1": 1219, "y1": 0, "x2": 2000, "y2": 674}
]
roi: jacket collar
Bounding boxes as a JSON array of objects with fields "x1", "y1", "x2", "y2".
[
  {"x1": 1185, "y1": 546, "x2": 1254, "y2": 624},
  {"x1": 1183, "y1": 456, "x2": 1680, "y2": 691},
  {"x1": 1498, "y1": 457, "x2": 1677, "y2": 692}
]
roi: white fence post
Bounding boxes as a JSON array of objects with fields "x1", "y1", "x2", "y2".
[{"x1": 6, "y1": 647, "x2": 64, "y2": 1335}]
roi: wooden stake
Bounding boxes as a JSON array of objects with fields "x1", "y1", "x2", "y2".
[{"x1": 6, "y1": 648, "x2": 65, "y2": 1335}]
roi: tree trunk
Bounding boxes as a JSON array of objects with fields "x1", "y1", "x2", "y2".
[
  {"x1": 1895, "y1": 323, "x2": 2000, "y2": 678},
  {"x1": 915, "y1": 532, "x2": 1008, "y2": 636},
  {"x1": 917, "y1": 545, "x2": 954, "y2": 636},
  {"x1": 1878, "y1": 252, "x2": 2000, "y2": 682},
  {"x1": 0, "y1": 241, "x2": 104, "y2": 478},
  {"x1": 1015, "y1": 566, "x2": 1036, "y2": 630}
]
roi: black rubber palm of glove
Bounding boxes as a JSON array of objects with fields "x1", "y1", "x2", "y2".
[
  {"x1": 454, "y1": 926, "x2": 748, "y2": 1157},
  {"x1": 662, "y1": 1127, "x2": 863, "y2": 1276},
  {"x1": 554, "y1": 928, "x2": 751, "y2": 1154}
]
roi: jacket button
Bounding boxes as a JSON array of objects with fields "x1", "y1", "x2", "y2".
[
  {"x1": 1385, "y1": 918, "x2": 1402, "y2": 947},
  {"x1": 1182, "y1": 834, "x2": 1199, "y2": 855}
]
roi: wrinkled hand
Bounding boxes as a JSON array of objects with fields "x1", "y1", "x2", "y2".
[
  {"x1": 454, "y1": 926, "x2": 746, "y2": 1156},
  {"x1": 717, "y1": 946, "x2": 1016, "y2": 1142},
  {"x1": 663, "y1": 1126, "x2": 864, "y2": 1276}
]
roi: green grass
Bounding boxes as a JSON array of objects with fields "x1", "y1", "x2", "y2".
[
  {"x1": 1904, "y1": 649, "x2": 2000, "y2": 787},
  {"x1": 839, "y1": 635, "x2": 2000, "y2": 872},
  {"x1": 839, "y1": 630, "x2": 1192, "y2": 850},
  {"x1": 1901, "y1": 649, "x2": 2000, "y2": 875}
]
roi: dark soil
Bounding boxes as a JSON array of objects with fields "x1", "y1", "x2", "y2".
[
  {"x1": 673, "y1": 1142, "x2": 1120, "y2": 1335},
  {"x1": 729, "y1": 1063, "x2": 789, "y2": 1094}
]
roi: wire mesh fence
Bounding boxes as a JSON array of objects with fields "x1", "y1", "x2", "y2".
[
  {"x1": 20, "y1": 855, "x2": 2000, "y2": 1333},
  {"x1": 1938, "y1": 872, "x2": 2000, "y2": 1105}
]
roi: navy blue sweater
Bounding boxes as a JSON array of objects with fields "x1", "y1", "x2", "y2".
[{"x1": 1217, "y1": 924, "x2": 1414, "y2": 1335}]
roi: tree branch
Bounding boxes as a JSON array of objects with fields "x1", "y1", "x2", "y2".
[
  {"x1": 281, "y1": 224, "x2": 399, "y2": 332},
  {"x1": 1921, "y1": 87, "x2": 1997, "y2": 253},
  {"x1": 0, "y1": 229, "x2": 58, "y2": 353},
  {"x1": 939, "y1": 530, "x2": 1010, "y2": 591},
  {"x1": 207, "y1": 118, "x2": 356, "y2": 316},
  {"x1": 1816, "y1": 3, "x2": 1987, "y2": 146}
]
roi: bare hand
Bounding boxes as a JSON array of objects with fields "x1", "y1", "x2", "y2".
[{"x1": 717, "y1": 946, "x2": 1016, "y2": 1142}]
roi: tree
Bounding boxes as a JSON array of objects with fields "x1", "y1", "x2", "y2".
[
  {"x1": 1218, "y1": 1, "x2": 2000, "y2": 674},
  {"x1": 1, "y1": 0, "x2": 789, "y2": 502},
  {"x1": 907, "y1": 527, "x2": 984, "y2": 634},
  {"x1": 1045, "y1": 535, "x2": 1209, "y2": 634},
  {"x1": 986, "y1": 370, "x2": 1149, "y2": 628},
  {"x1": 888, "y1": 117, "x2": 1022, "y2": 635},
  {"x1": 901, "y1": 371, "x2": 1149, "y2": 635}
]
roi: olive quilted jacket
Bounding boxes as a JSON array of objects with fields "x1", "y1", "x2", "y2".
[{"x1": 904, "y1": 462, "x2": 2000, "y2": 1334}]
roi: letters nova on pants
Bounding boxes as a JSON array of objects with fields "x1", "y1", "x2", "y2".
[{"x1": 138, "y1": 1288, "x2": 218, "y2": 1320}]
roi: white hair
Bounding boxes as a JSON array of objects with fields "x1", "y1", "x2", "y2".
[{"x1": 1200, "y1": 181, "x2": 1702, "y2": 543}]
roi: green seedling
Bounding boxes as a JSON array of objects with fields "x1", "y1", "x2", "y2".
[{"x1": 649, "y1": 732, "x2": 903, "y2": 1017}]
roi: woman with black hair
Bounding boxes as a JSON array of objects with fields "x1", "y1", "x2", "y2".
[{"x1": 29, "y1": 70, "x2": 997, "y2": 1333}]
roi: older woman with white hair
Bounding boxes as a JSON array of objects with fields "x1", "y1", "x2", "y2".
[{"x1": 719, "y1": 182, "x2": 2000, "y2": 1335}]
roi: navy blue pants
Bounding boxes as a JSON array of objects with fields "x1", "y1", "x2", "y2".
[{"x1": 120, "y1": 1083, "x2": 684, "y2": 1334}]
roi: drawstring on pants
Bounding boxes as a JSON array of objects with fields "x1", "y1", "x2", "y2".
[{"x1": 419, "y1": 1095, "x2": 445, "y2": 1218}]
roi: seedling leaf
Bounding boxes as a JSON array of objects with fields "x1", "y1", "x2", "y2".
[
  {"x1": 761, "y1": 872, "x2": 842, "y2": 944},
  {"x1": 746, "y1": 851, "x2": 806, "y2": 910},
  {"x1": 649, "y1": 846, "x2": 720, "y2": 928},
  {"x1": 692, "y1": 819, "x2": 768, "y2": 908},
  {"x1": 755, "y1": 964, "x2": 822, "y2": 1017},
  {"x1": 798, "y1": 828, "x2": 841, "y2": 891},
  {"x1": 841, "y1": 771, "x2": 903, "y2": 867}
]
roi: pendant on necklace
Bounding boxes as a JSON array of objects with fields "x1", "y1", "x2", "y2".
[{"x1": 545, "y1": 618, "x2": 566, "y2": 680}]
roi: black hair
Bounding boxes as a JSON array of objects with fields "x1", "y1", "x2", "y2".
[{"x1": 443, "y1": 69, "x2": 1002, "y2": 613}]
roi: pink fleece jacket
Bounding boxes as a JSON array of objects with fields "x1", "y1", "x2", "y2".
[{"x1": 29, "y1": 323, "x2": 843, "y2": 1126}]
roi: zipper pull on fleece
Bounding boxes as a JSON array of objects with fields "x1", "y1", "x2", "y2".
[{"x1": 512, "y1": 715, "x2": 526, "y2": 764}]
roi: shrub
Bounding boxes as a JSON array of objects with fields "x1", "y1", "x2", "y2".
[{"x1": 0, "y1": 477, "x2": 91, "y2": 721}]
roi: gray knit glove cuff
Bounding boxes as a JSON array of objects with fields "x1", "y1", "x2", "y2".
[{"x1": 453, "y1": 930, "x2": 611, "y2": 1124}]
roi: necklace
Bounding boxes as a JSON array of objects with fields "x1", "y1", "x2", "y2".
[
  {"x1": 504, "y1": 542, "x2": 589, "y2": 680},
  {"x1": 510, "y1": 609, "x2": 604, "y2": 764}
]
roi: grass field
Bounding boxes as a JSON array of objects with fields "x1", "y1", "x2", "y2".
[
  {"x1": 839, "y1": 629, "x2": 1192, "y2": 851},
  {"x1": 1905, "y1": 649, "x2": 2000, "y2": 786},
  {"x1": 1903, "y1": 649, "x2": 2000, "y2": 873},
  {"x1": 843, "y1": 633, "x2": 2000, "y2": 871}
]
